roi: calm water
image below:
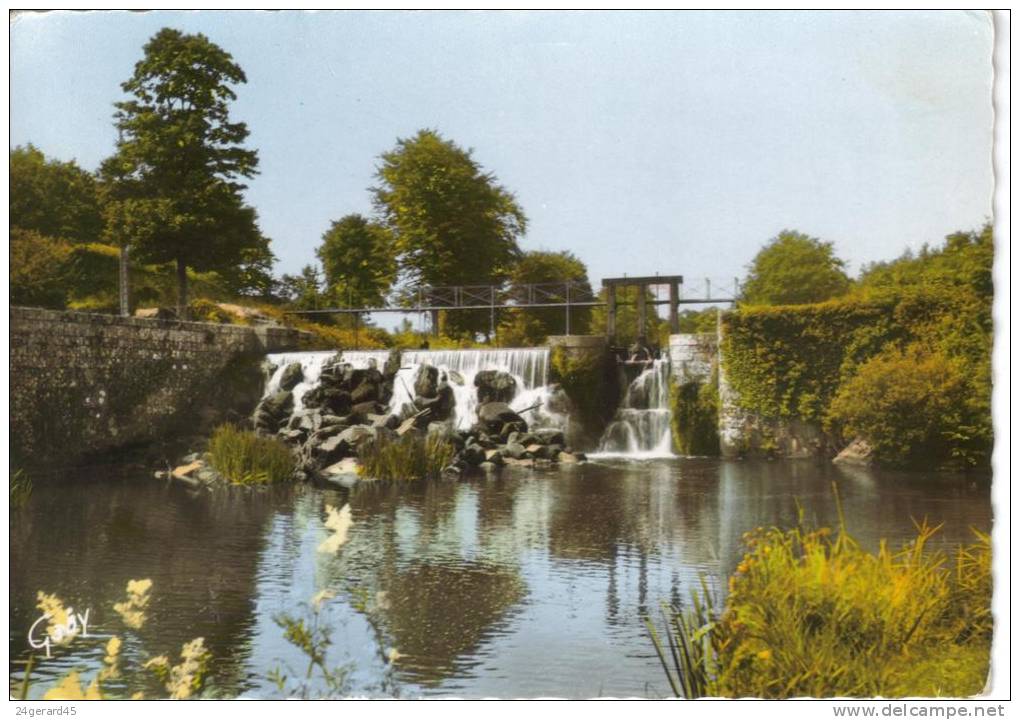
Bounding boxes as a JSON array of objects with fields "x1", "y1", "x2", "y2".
[{"x1": 9, "y1": 458, "x2": 991, "y2": 699}]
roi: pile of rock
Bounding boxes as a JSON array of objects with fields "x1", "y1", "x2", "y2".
[{"x1": 250, "y1": 352, "x2": 585, "y2": 486}]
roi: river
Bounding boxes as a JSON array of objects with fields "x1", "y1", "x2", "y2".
[{"x1": 9, "y1": 458, "x2": 991, "y2": 699}]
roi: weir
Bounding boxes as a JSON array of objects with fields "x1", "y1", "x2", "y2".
[
  {"x1": 596, "y1": 359, "x2": 674, "y2": 457},
  {"x1": 264, "y1": 347, "x2": 566, "y2": 433}
]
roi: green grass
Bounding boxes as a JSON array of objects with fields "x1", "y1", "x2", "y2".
[
  {"x1": 207, "y1": 424, "x2": 296, "y2": 485},
  {"x1": 646, "y1": 488, "x2": 992, "y2": 698},
  {"x1": 357, "y1": 433, "x2": 456, "y2": 482}
]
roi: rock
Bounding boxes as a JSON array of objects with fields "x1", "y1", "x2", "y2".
[
  {"x1": 180, "y1": 452, "x2": 201, "y2": 465},
  {"x1": 383, "y1": 349, "x2": 402, "y2": 380},
  {"x1": 427, "y1": 421, "x2": 458, "y2": 443},
  {"x1": 558, "y1": 451, "x2": 581, "y2": 464},
  {"x1": 478, "y1": 461, "x2": 497, "y2": 472},
  {"x1": 414, "y1": 364, "x2": 439, "y2": 398},
  {"x1": 474, "y1": 370, "x2": 517, "y2": 404},
  {"x1": 504, "y1": 442, "x2": 529, "y2": 460},
  {"x1": 134, "y1": 307, "x2": 177, "y2": 320},
  {"x1": 525, "y1": 443, "x2": 544, "y2": 454},
  {"x1": 833, "y1": 437, "x2": 873, "y2": 467},
  {"x1": 499, "y1": 421, "x2": 528, "y2": 439},
  {"x1": 172, "y1": 461, "x2": 203, "y2": 479},
  {"x1": 195, "y1": 468, "x2": 221, "y2": 483},
  {"x1": 441, "y1": 464, "x2": 463, "y2": 481},
  {"x1": 535, "y1": 429, "x2": 566, "y2": 446},
  {"x1": 504, "y1": 457, "x2": 534, "y2": 468},
  {"x1": 539, "y1": 444, "x2": 563, "y2": 461},
  {"x1": 254, "y1": 390, "x2": 294, "y2": 434},
  {"x1": 281, "y1": 428, "x2": 307, "y2": 444},
  {"x1": 461, "y1": 444, "x2": 486, "y2": 466},
  {"x1": 351, "y1": 380, "x2": 379, "y2": 404},
  {"x1": 323, "y1": 457, "x2": 362, "y2": 488},
  {"x1": 477, "y1": 402, "x2": 526, "y2": 434},
  {"x1": 369, "y1": 413, "x2": 399, "y2": 430},
  {"x1": 447, "y1": 369, "x2": 466, "y2": 386},
  {"x1": 279, "y1": 362, "x2": 304, "y2": 391},
  {"x1": 483, "y1": 449, "x2": 505, "y2": 466},
  {"x1": 154, "y1": 470, "x2": 170, "y2": 480},
  {"x1": 419, "y1": 384, "x2": 455, "y2": 422}
]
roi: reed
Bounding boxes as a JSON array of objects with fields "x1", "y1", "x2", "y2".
[
  {"x1": 207, "y1": 424, "x2": 295, "y2": 485},
  {"x1": 358, "y1": 433, "x2": 456, "y2": 482},
  {"x1": 10, "y1": 468, "x2": 33, "y2": 507},
  {"x1": 647, "y1": 495, "x2": 992, "y2": 698}
]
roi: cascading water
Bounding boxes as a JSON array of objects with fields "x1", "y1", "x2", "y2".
[
  {"x1": 389, "y1": 348, "x2": 564, "y2": 431},
  {"x1": 595, "y1": 359, "x2": 674, "y2": 458},
  {"x1": 263, "y1": 347, "x2": 565, "y2": 431}
]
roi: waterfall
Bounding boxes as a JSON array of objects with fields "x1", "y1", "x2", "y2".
[
  {"x1": 264, "y1": 347, "x2": 564, "y2": 431},
  {"x1": 390, "y1": 348, "x2": 564, "y2": 431},
  {"x1": 595, "y1": 359, "x2": 674, "y2": 458}
]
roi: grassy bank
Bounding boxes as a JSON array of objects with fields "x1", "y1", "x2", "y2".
[
  {"x1": 207, "y1": 424, "x2": 295, "y2": 484},
  {"x1": 647, "y1": 497, "x2": 991, "y2": 698}
]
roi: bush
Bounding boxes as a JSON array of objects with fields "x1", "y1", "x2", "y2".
[
  {"x1": 10, "y1": 228, "x2": 72, "y2": 309},
  {"x1": 647, "y1": 510, "x2": 992, "y2": 698},
  {"x1": 671, "y1": 374, "x2": 720, "y2": 456},
  {"x1": 207, "y1": 424, "x2": 295, "y2": 484},
  {"x1": 357, "y1": 433, "x2": 455, "y2": 482},
  {"x1": 827, "y1": 345, "x2": 984, "y2": 468}
]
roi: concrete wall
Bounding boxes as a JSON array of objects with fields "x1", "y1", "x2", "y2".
[
  {"x1": 668, "y1": 333, "x2": 717, "y2": 384},
  {"x1": 10, "y1": 307, "x2": 304, "y2": 468}
]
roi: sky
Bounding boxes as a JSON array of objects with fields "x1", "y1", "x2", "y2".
[{"x1": 10, "y1": 10, "x2": 995, "y2": 293}]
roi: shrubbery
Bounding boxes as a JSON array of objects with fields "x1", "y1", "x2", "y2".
[
  {"x1": 827, "y1": 344, "x2": 984, "y2": 468},
  {"x1": 357, "y1": 433, "x2": 455, "y2": 482},
  {"x1": 671, "y1": 374, "x2": 720, "y2": 456},
  {"x1": 647, "y1": 513, "x2": 992, "y2": 698}
]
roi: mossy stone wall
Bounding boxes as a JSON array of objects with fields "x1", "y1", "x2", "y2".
[{"x1": 10, "y1": 307, "x2": 303, "y2": 468}]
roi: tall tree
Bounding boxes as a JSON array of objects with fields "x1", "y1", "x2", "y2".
[
  {"x1": 316, "y1": 214, "x2": 397, "y2": 308},
  {"x1": 372, "y1": 129, "x2": 526, "y2": 336},
  {"x1": 740, "y1": 230, "x2": 851, "y2": 305},
  {"x1": 499, "y1": 250, "x2": 593, "y2": 344},
  {"x1": 100, "y1": 28, "x2": 262, "y2": 318},
  {"x1": 10, "y1": 145, "x2": 104, "y2": 243},
  {"x1": 279, "y1": 264, "x2": 324, "y2": 311}
]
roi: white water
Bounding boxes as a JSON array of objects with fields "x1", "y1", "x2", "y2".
[
  {"x1": 594, "y1": 359, "x2": 675, "y2": 458},
  {"x1": 264, "y1": 348, "x2": 565, "y2": 432}
]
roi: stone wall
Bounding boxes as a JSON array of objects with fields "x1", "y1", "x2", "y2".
[
  {"x1": 668, "y1": 333, "x2": 717, "y2": 384},
  {"x1": 10, "y1": 307, "x2": 304, "y2": 468}
]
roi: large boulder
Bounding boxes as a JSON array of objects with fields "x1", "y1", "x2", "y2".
[
  {"x1": 833, "y1": 437, "x2": 873, "y2": 467},
  {"x1": 278, "y1": 362, "x2": 304, "y2": 391},
  {"x1": 477, "y1": 402, "x2": 526, "y2": 434},
  {"x1": 383, "y1": 349, "x2": 402, "y2": 380},
  {"x1": 418, "y1": 383, "x2": 455, "y2": 422},
  {"x1": 414, "y1": 364, "x2": 439, "y2": 398},
  {"x1": 351, "y1": 379, "x2": 379, "y2": 405},
  {"x1": 254, "y1": 390, "x2": 293, "y2": 434},
  {"x1": 475, "y1": 370, "x2": 517, "y2": 404}
]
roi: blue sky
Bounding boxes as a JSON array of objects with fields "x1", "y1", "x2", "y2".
[{"x1": 10, "y1": 10, "x2": 994, "y2": 290}]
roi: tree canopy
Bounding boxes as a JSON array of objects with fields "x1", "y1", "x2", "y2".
[
  {"x1": 372, "y1": 129, "x2": 526, "y2": 335},
  {"x1": 10, "y1": 145, "x2": 104, "y2": 244},
  {"x1": 740, "y1": 230, "x2": 851, "y2": 306},
  {"x1": 99, "y1": 27, "x2": 266, "y2": 315},
  {"x1": 316, "y1": 214, "x2": 397, "y2": 308},
  {"x1": 498, "y1": 250, "x2": 593, "y2": 345}
]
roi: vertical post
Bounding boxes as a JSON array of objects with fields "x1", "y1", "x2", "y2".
[
  {"x1": 565, "y1": 281, "x2": 571, "y2": 335},
  {"x1": 355, "y1": 312, "x2": 360, "y2": 348},
  {"x1": 605, "y1": 281, "x2": 617, "y2": 341},
  {"x1": 431, "y1": 309, "x2": 440, "y2": 337},
  {"x1": 636, "y1": 284, "x2": 647, "y2": 341},
  {"x1": 118, "y1": 245, "x2": 131, "y2": 317},
  {"x1": 668, "y1": 280, "x2": 679, "y2": 334},
  {"x1": 705, "y1": 278, "x2": 711, "y2": 299},
  {"x1": 490, "y1": 285, "x2": 496, "y2": 343}
]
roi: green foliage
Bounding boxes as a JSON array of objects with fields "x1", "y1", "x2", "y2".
[
  {"x1": 317, "y1": 214, "x2": 397, "y2": 308},
  {"x1": 647, "y1": 513, "x2": 992, "y2": 698},
  {"x1": 827, "y1": 344, "x2": 985, "y2": 468},
  {"x1": 207, "y1": 424, "x2": 295, "y2": 484},
  {"x1": 550, "y1": 346, "x2": 617, "y2": 434},
  {"x1": 723, "y1": 224, "x2": 992, "y2": 468},
  {"x1": 100, "y1": 28, "x2": 264, "y2": 313},
  {"x1": 269, "y1": 605, "x2": 352, "y2": 699},
  {"x1": 372, "y1": 129, "x2": 526, "y2": 336},
  {"x1": 590, "y1": 285, "x2": 669, "y2": 348},
  {"x1": 279, "y1": 264, "x2": 326, "y2": 311},
  {"x1": 498, "y1": 250, "x2": 594, "y2": 344},
  {"x1": 188, "y1": 298, "x2": 236, "y2": 324},
  {"x1": 671, "y1": 373, "x2": 720, "y2": 456},
  {"x1": 10, "y1": 145, "x2": 104, "y2": 244},
  {"x1": 10, "y1": 228, "x2": 73, "y2": 309},
  {"x1": 676, "y1": 308, "x2": 720, "y2": 334},
  {"x1": 741, "y1": 230, "x2": 851, "y2": 305},
  {"x1": 357, "y1": 433, "x2": 456, "y2": 482}
]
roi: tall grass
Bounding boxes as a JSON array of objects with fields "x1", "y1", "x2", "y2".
[
  {"x1": 208, "y1": 424, "x2": 295, "y2": 485},
  {"x1": 358, "y1": 433, "x2": 456, "y2": 482},
  {"x1": 647, "y1": 491, "x2": 992, "y2": 698}
]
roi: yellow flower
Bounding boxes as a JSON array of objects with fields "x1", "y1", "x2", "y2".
[
  {"x1": 114, "y1": 578, "x2": 153, "y2": 629},
  {"x1": 42, "y1": 671, "x2": 103, "y2": 700},
  {"x1": 99, "y1": 636, "x2": 123, "y2": 681},
  {"x1": 757, "y1": 649, "x2": 772, "y2": 662}
]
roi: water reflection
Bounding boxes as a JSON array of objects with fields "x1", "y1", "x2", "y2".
[{"x1": 9, "y1": 459, "x2": 991, "y2": 698}]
